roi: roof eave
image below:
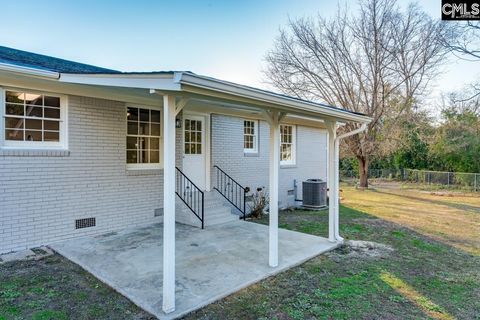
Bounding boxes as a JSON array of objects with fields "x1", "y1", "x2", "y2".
[
  {"x1": 0, "y1": 62, "x2": 59, "y2": 79},
  {"x1": 176, "y1": 72, "x2": 372, "y2": 124}
]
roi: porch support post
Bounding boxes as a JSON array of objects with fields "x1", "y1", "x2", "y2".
[
  {"x1": 264, "y1": 110, "x2": 283, "y2": 268},
  {"x1": 325, "y1": 121, "x2": 336, "y2": 243},
  {"x1": 162, "y1": 95, "x2": 176, "y2": 314},
  {"x1": 334, "y1": 137, "x2": 343, "y2": 241}
]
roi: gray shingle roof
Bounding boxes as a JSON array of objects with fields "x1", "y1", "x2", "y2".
[{"x1": 0, "y1": 46, "x2": 121, "y2": 74}]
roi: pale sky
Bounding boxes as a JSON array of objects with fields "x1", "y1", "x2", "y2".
[{"x1": 0, "y1": 0, "x2": 478, "y2": 115}]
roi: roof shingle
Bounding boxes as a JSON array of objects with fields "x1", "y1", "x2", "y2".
[{"x1": 0, "y1": 46, "x2": 120, "y2": 74}]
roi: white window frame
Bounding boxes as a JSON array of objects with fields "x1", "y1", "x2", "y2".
[
  {"x1": 126, "y1": 104, "x2": 164, "y2": 170},
  {"x1": 243, "y1": 119, "x2": 258, "y2": 154},
  {"x1": 280, "y1": 124, "x2": 296, "y2": 166},
  {"x1": 0, "y1": 87, "x2": 68, "y2": 150}
]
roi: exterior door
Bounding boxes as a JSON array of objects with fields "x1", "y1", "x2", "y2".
[{"x1": 183, "y1": 115, "x2": 206, "y2": 190}]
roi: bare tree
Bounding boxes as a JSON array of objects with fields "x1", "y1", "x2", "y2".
[
  {"x1": 264, "y1": 0, "x2": 451, "y2": 187},
  {"x1": 445, "y1": 21, "x2": 480, "y2": 60}
]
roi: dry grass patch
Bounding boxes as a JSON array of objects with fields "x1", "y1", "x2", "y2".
[{"x1": 342, "y1": 185, "x2": 480, "y2": 255}]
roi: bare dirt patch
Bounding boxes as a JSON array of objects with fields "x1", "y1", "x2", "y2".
[{"x1": 326, "y1": 240, "x2": 394, "y2": 261}]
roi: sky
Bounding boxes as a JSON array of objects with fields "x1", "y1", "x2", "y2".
[{"x1": 0, "y1": 0, "x2": 478, "y2": 115}]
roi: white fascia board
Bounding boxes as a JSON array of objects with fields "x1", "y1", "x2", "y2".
[
  {"x1": 177, "y1": 73, "x2": 372, "y2": 124},
  {"x1": 0, "y1": 62, "x2": 60, "y2": 79},
  {"x1": 59, "y1": 73, "x2": 181, "y2": 91}
]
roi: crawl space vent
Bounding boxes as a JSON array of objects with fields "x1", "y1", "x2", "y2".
[{"x1": 75, "y1": 217, "x2": 96, "y2": 229}]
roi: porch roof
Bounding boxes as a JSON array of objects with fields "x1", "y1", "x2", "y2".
[{"x1": 0, "y1": 46, "x2": 371, "y2": 124}]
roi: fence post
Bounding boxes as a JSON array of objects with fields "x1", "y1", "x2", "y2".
[
  {"x1": 475, "y1": 174, "x2": 477, "y2": 192},
  {"x1": 447, "y1": 172, "x2": 450, "y2": 187}
]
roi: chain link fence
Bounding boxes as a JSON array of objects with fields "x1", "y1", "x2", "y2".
[{"x1": 340, "y1": 168, "x2": 480, "y2": 192}]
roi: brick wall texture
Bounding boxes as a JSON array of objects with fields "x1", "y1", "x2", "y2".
[
  {"x1": 210, "y1": 114, "x2": 327, "y2": 209},
  {"x1": 0, "y1": 96, "x2": 327, "y2": 253}
]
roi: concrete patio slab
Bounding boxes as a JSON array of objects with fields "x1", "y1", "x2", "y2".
[{"x1": 51, "y1": 221, "x2": 338, "y2": 319}]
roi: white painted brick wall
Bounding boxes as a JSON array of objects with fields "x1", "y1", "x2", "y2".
[
  {"x1": 211, "y1": 114, "x2": 327, "y2": 208},
  {"x1": 0, "y1": 95, "x2": 183, "y2": 253}
]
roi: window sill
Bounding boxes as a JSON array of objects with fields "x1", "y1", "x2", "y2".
[
  {"x1": 126, "y1": 168, "x2": 163, "y2": 176},
  {"x1": 244, "y1": 151, "x2": 259, "y2": 157},
  {"x1": 0, "y1": 148, "x2": 70, "y2": 157},
  {"x1": 280, "y1": 164, "x2": 297, "y2": 169}
]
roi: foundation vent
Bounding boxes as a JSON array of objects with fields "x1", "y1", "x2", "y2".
[{"x1": 75, "y1": 217, "x2": 96, "y2": 229}]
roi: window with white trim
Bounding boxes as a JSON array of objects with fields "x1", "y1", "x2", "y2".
[
  {"x1": 126, "y1": 106, "x2": 162, "y2": 168},
  {"x1": 1, "y1": 89, "x2": 66, "y2": 149},
  {"x1": 243, "y1": 120, "x2": 258, "y2": 153},
  {"x1": 280, "y1": 124, "x2": 296, "y2": 165}
]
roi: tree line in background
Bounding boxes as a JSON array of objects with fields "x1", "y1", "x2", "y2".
[
  {"x1": 341, "y1": 88, "x2": 480, "y2": 175},
  {"x1": 265, "y1": 0, "x2": 480, "y2": 186}
]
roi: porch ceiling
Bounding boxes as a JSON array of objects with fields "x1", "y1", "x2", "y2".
[{"x1": 51, "y1": 221, "x2": 337, "y2": 320}]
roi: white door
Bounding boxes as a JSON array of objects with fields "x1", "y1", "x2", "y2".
[{"x1": 183, "y1": 115, "x2": 206, "y2": 190}]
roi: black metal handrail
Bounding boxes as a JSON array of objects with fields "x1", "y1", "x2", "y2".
[
  {"x1": 213, "y1": 165, "x2": 248, "y2": 220},
  {"x1": 175, "y1": 167, "x2": 204, "y2": 229}
]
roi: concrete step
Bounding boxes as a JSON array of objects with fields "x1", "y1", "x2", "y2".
[{"x1": 175, "y1": 191, "x2": 240, "y2": 228}]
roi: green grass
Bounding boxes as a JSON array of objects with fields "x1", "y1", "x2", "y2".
[
  {"x1": 184, "y1": 188, "x2": 480, "y2": 320},
  {"x1": 0, "y1": 255, "x2": 154, "y2": 320},
  {"x1": 1, "y1": 186, "x2": 479, "y2": 320}
]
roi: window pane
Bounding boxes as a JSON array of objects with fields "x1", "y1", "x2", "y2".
[
  {"x1": 196, "y1": 143, "x2": 202, "y2": 154},
  {"x1": 196, "y1": 121, "x2": 201, "y2": 131},
  {"x1": 6, "y1": 91, "x2": 24, "y2": 103},
  {"x1": 44, "y1": 131, "x2": 59, "y2": 142},
  {"x1": 127, "y1": 137, "x2": 137, "y2": 149},
  {"x1": 127, "y1": 150, "x2": 137, "y2": 163},
  {"x1": 150, "y1": 137, "x2": 160, "y2": 149},
  {"x1": 44, "y1": 107, "x2": 60, "y2": 119},
  {"x1": 151, "y1": 110, "x2": 160, "y2": 123},
  {"x1": 44, "y1": 96, "x2": 60, "y2": 108},
  {"x1": 127, "y1": 107, "x2": 138, "y2": 121},
  {"x1": 127, "y1": 121, "x2": 138, "y2": 135},
  {"x1": 5, "y1": 129, "x2": 23, "y2": 141},
  {"x1": 139, "y1": 137, "x2": 148, "y2": 150},
  {"x1": 44, "y1": 120, "x2": 59, "y2": 131},
  {"x1": 185, "y1": 143, "x2": 190, "y2": 154},
  {"x1": 5, "y1": 117, "x2": 23, "y2": 129},
  {"x1": 185, "y1": 119, "x2": 190, "y2": 130},
  {"x1": 26, "y1": 106, "x2": 43, "y2": 117},
  {"x1": 25, "y1": 130, "x2": 42, "y2": 141},
  {"x1": 195, "y1": 132, "x2": 201, "y2": 143},
  {"x1": 150, "y1": 150, "x2": 159, "y2": 163},
  {"x1": 25, "y1": 119, "x2": 42, "y2": 130},
  {"x1": 140, "y1": 149, "x2": 148, "y2": 163},
  {"x1": 185, "y1": 132, "x2": 190, "y2": 143},
  {"x1": 151, "y1": 123, "x2": 160, "y2": 136},
  {"x1": 5, "y1": 104, "x2": 24, "y2": 116},
  {"x1": 140, "y1": 108, "x2": 149, "y2": 122},
  {"x1": 139, "y1": 122, "x2": 149, "y2": 135}
]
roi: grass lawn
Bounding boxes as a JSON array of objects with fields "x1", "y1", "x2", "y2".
[
  {"x1": 184, "y1": 184, "x2": 480, "y2": 320},
  {"x1": 0, "y1": 254, "x2": 155, "y2": 320},
  {"x1": 1, "y1": 183, "x2": 479, "y2": 319}
]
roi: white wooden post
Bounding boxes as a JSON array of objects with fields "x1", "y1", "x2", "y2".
[
  {"x1": 162, "y1": 95, "x2": 176, "y2": 314},
  {"x1": 269, "y1": 112, "x2": 280, "y2": 267},
  {"x1": 263, "y1": 110, "x2": 284, "y2": 268},
  {"x1": 334, "y1": 138, "x2": 343, "y2": 241},
  {"x1": 326, "y1": 121, "x2": 336, "y2": 243}
]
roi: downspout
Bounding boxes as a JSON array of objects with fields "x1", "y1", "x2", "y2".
[{"x1": 333, "y1": 123, "x2": 368, "y2": 241}]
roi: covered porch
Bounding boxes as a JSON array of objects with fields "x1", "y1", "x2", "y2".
[{"x1": 51, "y1": 220, "x2": 337, "y2": 319}]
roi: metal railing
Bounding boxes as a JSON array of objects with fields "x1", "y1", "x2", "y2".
[
  {"x1": 213, "y1": 165, "x2": 248, "y2": 220},
  {"x1": 175, "y1": 167, "x2": 204, "y2": 229}
]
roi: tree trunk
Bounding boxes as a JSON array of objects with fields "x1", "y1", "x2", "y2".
[{"x1": 358, "y1": 156, "x2": 369, "y2": 188}]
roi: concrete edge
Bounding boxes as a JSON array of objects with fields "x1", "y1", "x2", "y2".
[
  {"x1": 50, "y1": 245, "x2": 160, "y2": 318},
  {"x1": 169, "y1": 241, "x2": 341, "y2": 320}
]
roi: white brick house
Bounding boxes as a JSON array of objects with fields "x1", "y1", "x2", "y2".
[{"x1": 0, "y1": 46, "x2": 370, "y2": 313}]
